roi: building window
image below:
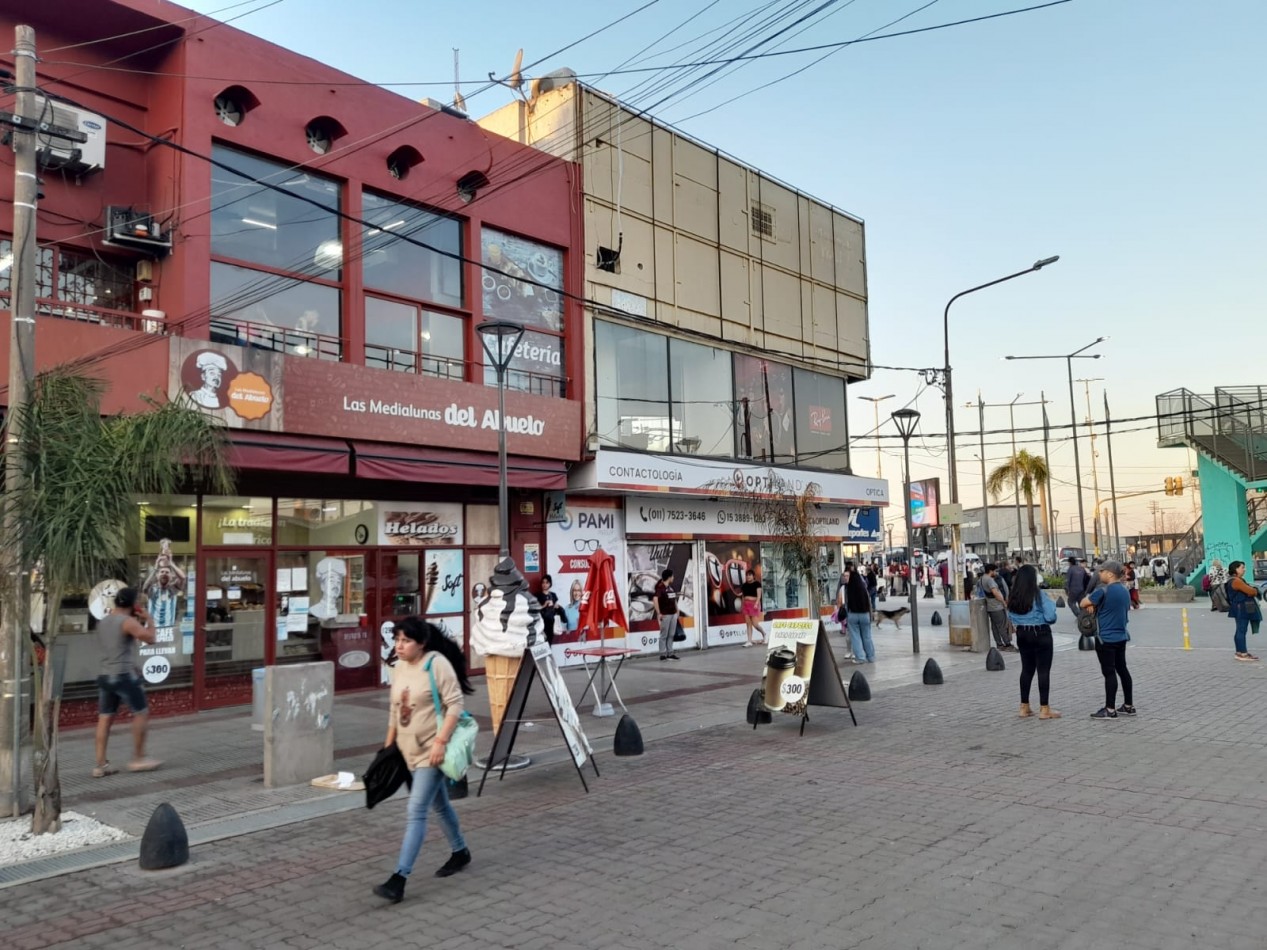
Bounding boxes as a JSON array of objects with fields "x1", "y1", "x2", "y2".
[
  {"x1": 362, "y1": 192, "x2": 462, "y2": 308},
  {"x1": 751, "y1": 203, "x2": 774, "y2": 238},
  {"x1": 734, "y1": 354, "x2": 796, "y2": 464},
  {"x1": 481, "y1": 228, "x2": 564, "y2": 397},
  {"x1": 793, "y1": 368, "x2": 848, "y2": 472},
  {"x1": 209, "y1": 144, "x2": 343, "y2": 358},
  {"x1": 595, "y1": 321, "x2": 669, "y2": 452},
  {"x1": 669, "y1": 338, "x2": 733, "y2": 456},
  {"x1": 365, "y1": 296, "x2": 464, "y2": 379},
  {"x1": 0, "y1": 238, "x2": 136, "y2": 323}
]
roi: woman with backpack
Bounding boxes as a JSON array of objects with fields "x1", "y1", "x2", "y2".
[
  {"x1": 1226, "y1": 561, "x2": 1262, "y2": 661},
  {"x1": 1007, "y1": 565, "x2": 1060, "y2": 719}
]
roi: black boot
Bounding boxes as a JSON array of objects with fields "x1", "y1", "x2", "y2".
[
  {"x1": 435, "y1": 848, "x2": 471, "y2": 878},
  {"x1": 373, "y1": 872, "x2": 406, "y2": 903}
]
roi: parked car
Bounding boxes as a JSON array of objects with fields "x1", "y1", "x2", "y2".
[{"x1": 1254, "y1": 559, "x2": 1267, "y2": 583}]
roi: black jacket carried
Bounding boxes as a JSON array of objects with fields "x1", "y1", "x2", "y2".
[{"x1": 363, "y1": 744, "x2": 412, "y2": 809}]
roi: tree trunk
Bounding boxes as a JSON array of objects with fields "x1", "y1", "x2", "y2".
[
  {"x1": 1025, "y1": 490, "x2": 1039, "y2": 564},
  {"x1": 30, "y1": 652, "x2": 61, "y2": 834}
]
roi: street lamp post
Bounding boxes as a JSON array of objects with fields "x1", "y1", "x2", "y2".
[
  {"x1": 892, "y1": 407, "x2": 921, "y2": 654},
  {"x1": 477, "y1": 320, "x2": 526, "y2": 557},
  {"x1": 1004, "y1": 337, "x2": 1106, "y2": 559},
  {"x1": 859, "y1": 394, "x2": 895, "y2": 480},
  {"x1": 937, "y1": 256, "x2": 1058, "y2": 604}
]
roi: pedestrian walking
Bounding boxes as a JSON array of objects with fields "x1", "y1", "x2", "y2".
[
  {"x1": 1124, "y1": 562, "x2": 1141, "y2": 609},
  {"x1": 654, "y1": 568, "x2": 680, "y2": 660},
  {"x1": 1081, "y1": 560, "x2": 1135, "y2": 719},
  {"x1": 740, "y1": 568, "x2": 767, "y2": 647},
  {"x1": 1206, "y1": 559, "x2": 1229, "y2": 613},
  {"x1": 865, "y1": 564, "x2": 879, "y2": 613},
  {"x1": 938, "y1": 559, "x2": 951, "y2": 607},
  {"x1": 93, "y1": 586, "x2": 162, "y2": 777},
  {"x1": 841, "y1": 563, "x2": 875, "y2": 664},
  {"x1": 1064, "y1": 558, "x2": 1090, "y2": 619},
  {"x1": 373, "y1": 617, "x2": 474, "y2": 904},
  {"x1": 1007, "y1": 565, "x2": 1060, "y2": 719},
  {"x1": 1226, "y1": 560, "x2": 1262, "y2": 661},
  {"x1": 978, "y1": 563, "x2": 1015, "y2": 651}
]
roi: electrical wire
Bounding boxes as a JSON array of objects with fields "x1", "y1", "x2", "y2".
[{"x1": 42, "y1": 0, "x2": 273, "y2": 53}]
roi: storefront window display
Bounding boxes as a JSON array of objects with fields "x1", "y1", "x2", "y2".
[
  {"x1": 276, "y1": 498, "x2": 376, "y2": 546},
  {"x1": 480, "y1": 228, "x2": 564, "y2": 396},
  {"x1": 203, "y1": 496, "x2": 274, "y2": 545},
  {"x1": 760, "y1": 542, "x2": 810, "y2": 612},
  {"x1": 734, "y1": 354, "x2": 796, "y2": 465},
  {"x1": 793, "y1": 368, "x2": 848, "y2": 472},
  {"x1": 626, "y1": 542, "x2": 696, "y2": 654}
]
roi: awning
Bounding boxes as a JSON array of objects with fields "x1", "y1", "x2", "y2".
[
  {"x1": 351, "y1": 441, "x2": 566, "y2": 489},
  {"x1": 228, "y1": 433, "x2": 350, "y2": 475}
]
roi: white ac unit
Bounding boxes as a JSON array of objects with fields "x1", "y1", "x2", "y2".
[{"x1": 33, "y1": 96, "x2": 106, "y2": 175}]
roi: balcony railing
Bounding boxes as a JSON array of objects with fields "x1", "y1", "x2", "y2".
[
  {"x1": 0, "y1": 294, "x2": 163, "y2": 332},
  {"x1": 209, "y1": 317, "x2": 343, "y2": 361},
  {"x1": 365, "y1": 344, "x2": 465, "y2": 381}
]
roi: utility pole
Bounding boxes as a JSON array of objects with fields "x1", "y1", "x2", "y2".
[
  {"x1": 975, "y1": 393, "x2": 989, "y2": 558},
  {"x1": 1041, "y1": 392, "x2": 1057, "y2": 572},
  {"x1": 858, "y1": 394, "x2": 894, "y2": 480},
  {"x1": 1149, "y1": 500, "x2": 1162, "y2": 539},
  {"x1": 1103, "y1": 391, "x2": 1121, "y2": 558},
  {"x1": 2, "y1": 24, "x2": 38, "y2": 817},
  {"x1": 1076, "y1": 378, "x2": 1104, "y2": 556}
]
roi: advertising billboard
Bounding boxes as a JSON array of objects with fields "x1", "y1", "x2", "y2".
[{"x1": 909, "y1": 478, "x2": 940, "y2": 528}]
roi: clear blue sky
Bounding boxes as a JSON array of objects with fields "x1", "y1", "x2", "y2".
[{"x1": 181, "y1": 0, "x2": 1266, "y2": 542}]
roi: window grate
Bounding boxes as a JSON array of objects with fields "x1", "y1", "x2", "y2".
[{"x1": 751, "y1": 204, "x2": 774, "y2": 238}]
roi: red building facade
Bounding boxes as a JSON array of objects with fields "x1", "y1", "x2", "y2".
[{"x1": 0, "y1": 0, "x2": 584, "y2": 721}]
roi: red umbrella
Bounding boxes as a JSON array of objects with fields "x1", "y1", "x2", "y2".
[{"x1": 577, "y1": 547, "x2": 628, "y2": 643}]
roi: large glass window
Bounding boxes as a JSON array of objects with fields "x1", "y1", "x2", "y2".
[
  {"x1": 0, "y1": 239, "x2": 135, "y2": 320},
  {"x1": 365, "y1": 297, "x2": 464, "y2": 379},
  {"x1": 793, "y1": 368, "x2": 849, "y2": 471},
  {"x1": 733, "y1": 354, "x2": 796, "y2": 464},
  {"x1": 595, "y1": 321, "x2": 670, "y2": 452},
  {"x1": 202, "y1": 496, "x2": 274, "y2": 545},
  {"x1": 669, "y1": 338, "x2": 734, "y2": 457},
  {"x1": 481, "y1": 228, "x2": 564, "y2": 396},
  {"x1": 210, "y1": 262, "x2": 341, "y2": 360},
  {"x1": 276, "y1": 498, "x2": 376, "y2": 546},
  {"x1": 362, "y1": 192, "x2": 462, "y2": 308},
  {"x1": 210, "y1": 144, "x2": 342, "y2": 278}
]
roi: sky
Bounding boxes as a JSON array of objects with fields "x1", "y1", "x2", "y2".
[{"x1": 178, "y1": 0, "x2": 1266, "y2": 547}]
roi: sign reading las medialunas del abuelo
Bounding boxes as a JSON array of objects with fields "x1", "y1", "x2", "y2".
[{"x1": 168, "y1": 338, "x2": 582, "y2": 460}]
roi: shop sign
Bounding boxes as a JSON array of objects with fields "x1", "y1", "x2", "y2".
[
  {"x1": 625, "y1": 497, "x2": 861, "y2": 539},
  {"x1": 378, "y1": 502, "x2": 464, "y2": 546},
  {"x1": 571, "y1": 448, "x2": 888, "y2": 506},
  {"x1": 843, "y1": 506, "x2": 882, "y2": 543},
  {"x1": 169, "y1": 338, "x2": 282, "y2": 431}
]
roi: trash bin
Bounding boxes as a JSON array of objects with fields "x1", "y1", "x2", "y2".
[
  {"x1": 969, "y1": 598, "x2": 991, "y2": 653},
  {"x1": 251, "y1": 667, "x2": 266, "y2": 732},
  {"x1": 948, "y1": 600, "x2": 972, "y2": 647}
]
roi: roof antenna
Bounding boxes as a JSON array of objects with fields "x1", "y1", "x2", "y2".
[
  {"x1": 488, "y1": 48, "x2": 526, "y2": 101},
  {"x1": 453, "y1": 48, "x2": 467, "y2": 114}
]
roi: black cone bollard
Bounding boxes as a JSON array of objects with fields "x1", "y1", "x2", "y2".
[
  {"x1": 931, "y1": 611, "x2": 942, "y2": 626},
  {"x1": 848, "y1": 670, "x2": 871, "y2": 702},
  {"x1": 1056, "y1": 596, "x2": 1066, "y2": 608},
  {"x1": 614, "y1": 713, "x2": 644, "y2": 756},
  {"x1": 986, "y1": 647, "x2": 1006, "y2": 671},
  {"x1": 923, "y1": 658, "x2": 944, "y2": 685},
  {"x1": 139, "y1": 802, "x2": 189, "y2": 870},
  {"x1": 746, "y1": 688, "x2": 772, "y2": 725},
  {"x1": 1078, "y1": 633, "x2": 1096, "y2": 651}
]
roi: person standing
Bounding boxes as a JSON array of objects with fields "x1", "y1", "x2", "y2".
[
  {"x1": 842, "y1": 564, "x2": 876, "y2": 664},
  {"x1": 1007, "y1": 565, "x2": 1060, "y2": 719},
  {"x1": 865, "y1": 564, "x2": 879, "y2": 613},
  {"x1": 1207, "y1": 559, "x2": 1230, "y2": 613},
  {"x1": 978, "y1": 564, "x2": 1015, "y2": 651},
  {"x1": 1226, "y1": 560, "x2": 1262, "y2": 661},
  {"x1": 1124, "y1": 562, "x2": 1142, "y2": 609},
  {"x1": 653, "y1": 569, "x2": 680, "y2": 661},
  {"x1": 1064, "y1": 558, "x2": 1090, "y2": 619},
  {"x1": 374, "y1": 618, "x2": 473, "y2": 904},
  {"x1": 740, "y1": 568, "x2": 766, "y2": 648},
  {"x1": 938, "y1": 558, "x2": 951, "y2": 607},
  {"x1": 1081, "y1": 560, "x2": 1135, "y2": 719},
  {"x1": 94, "y1": 587, "x2": 161, "y2": 777}
]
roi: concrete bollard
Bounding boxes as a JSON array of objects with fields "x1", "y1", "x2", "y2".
[
  {"x1": 922, "y1": 658, "x2": 944, "y2": 685},
  {"x1": 139, "y1": 802, "x2": 189, "y2": 870},
  {"x1": 613, "y1": 714, "x2": 644, "y2": 756},
  {"x1": 985, "y1": 647, "x2": 1006, "y2": 671},
  {"x1": 847, "y1": 670, "x2": 871, "y2": 702}
]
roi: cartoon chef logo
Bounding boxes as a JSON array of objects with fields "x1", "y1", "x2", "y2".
[{"x1": 180, "y1": 349, "x2": 273, "y2": 421}]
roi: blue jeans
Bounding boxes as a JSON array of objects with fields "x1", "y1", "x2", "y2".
[
  {"x1": 1234, "y1": 609, "x2": 1251, "y2": 653},
  {"x1": 395, "y1": 765, "x2": 466, "y2": 877},
  {"x1": 846, "y1": 611, "x2": 875, "y2": 662}
]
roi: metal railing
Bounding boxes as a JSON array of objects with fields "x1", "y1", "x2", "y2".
[
  {"x1": 364, "y1": 344, "x2": 465, "y2": 381},
  {"x1": 1250, "y1": 491, "x2": 1267, "y2": 538},
  {"x1": 1155, "y1": 387, "x2": 1267, "y2": 482},
  {"x1": 1167, "y1": 514, "x2": 1204, "y2": 576},
  {"x1": 0, "y1": 294, "x2": 164, "y2": 332},
  {"x1": 209, "y1": 317, "x2": 343, "y2": 361}
]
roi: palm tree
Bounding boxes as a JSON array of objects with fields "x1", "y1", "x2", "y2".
[
  {"x1": 986, "y1": 450, "x2": 1051, "y2": 562},
  {"x1": 5, "y1": 369, "x2": 232, "y2": 833}
]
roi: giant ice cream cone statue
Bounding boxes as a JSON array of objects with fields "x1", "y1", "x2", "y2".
[{"x1": 471, "y1": 557, "x2": 544, "y2": 736}]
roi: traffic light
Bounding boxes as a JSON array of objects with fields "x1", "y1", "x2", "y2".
[
  {"x1": 1175, "y1": 476, "x2": 1184, "y2": 495},
  {"x1": 1164, "y1": 477, "x2": 1175, "y2": 496}
]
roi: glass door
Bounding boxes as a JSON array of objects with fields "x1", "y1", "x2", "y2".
[{"x1": 201, "y1": 552, "x2": 271, "y2": 708}]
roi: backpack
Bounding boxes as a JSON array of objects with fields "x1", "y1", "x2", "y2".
[{"x1": 1201, "y1": 575, "x2": 1211, "y2": 592}]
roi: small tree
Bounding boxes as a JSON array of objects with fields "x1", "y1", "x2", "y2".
[
  {"x1": 987, "y1": 450, "x2": 1050, "y2": 560},
  {"x1": 6, "y1": 369, "x2": 231, "y2": 833},
  {"x1": 707, "y1": 470, "x2": 826, "y2": 609}
]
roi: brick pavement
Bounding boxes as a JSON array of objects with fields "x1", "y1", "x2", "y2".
[{"x1": 4, "y1": 602, "x2": 1267, "y2": 948}]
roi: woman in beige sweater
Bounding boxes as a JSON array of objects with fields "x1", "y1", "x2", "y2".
[{"x1": 373, "y1": 617, "x2": 474, "y2": 904}]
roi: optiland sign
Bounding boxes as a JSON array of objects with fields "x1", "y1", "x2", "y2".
[{"x1": 341, "y1": 397, "x2": 546, "y2": 435}]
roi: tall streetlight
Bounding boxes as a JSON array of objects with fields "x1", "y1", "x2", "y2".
[
  {"x1": 892, "y1": 407, "x2": 921, "y2": 654},
  {"x1": 477, "y1": 320, "x2": 525, "y2": 556},
  {"x1": 1004, "y1": 336, "x2": 1107, "y2": 558},
  {"x1": 858, "y1": 394, "x2": 895, "y2": 479},
  {"x1": 934, "y1": 256, "x2": 1059, "y2": 602}
]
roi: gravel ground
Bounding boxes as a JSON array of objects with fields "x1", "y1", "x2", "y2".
[{"x1": 0, "y1": 811, "x2": 130, "y2": 866}]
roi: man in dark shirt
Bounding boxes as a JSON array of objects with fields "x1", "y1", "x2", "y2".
[{"x1": 653, "y1": 569, "x2": 680, "y2": 661}]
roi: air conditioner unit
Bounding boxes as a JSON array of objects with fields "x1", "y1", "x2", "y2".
[
  {"x1": 33, "y1": 96, "x2": 106, "y2": 175},
  {"x1": 104, "y1": 206, "x2": 172, "y2": 256}
]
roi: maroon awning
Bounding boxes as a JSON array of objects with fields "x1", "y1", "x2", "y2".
[
  {"x1": 228, "y1": 433, "x2": 350, "y2": 474},
  {"x1": 351, "y1": 441, "x2": 565, "y2": 489}
]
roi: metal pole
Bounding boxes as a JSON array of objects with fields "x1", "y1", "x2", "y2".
[
  {"x1": 1080, "y1": 379, "x2": 1103, "y2": 556},
  {"x1": 978, "y1": 395, "x2": 989, "y2": 559},
  {"x1": 3, "y1": 24, "x2": 38, "y2": 817},
  {"x1": 942, "y1": 310, "x2": 960, "y2": 603},
  {"x1": 1041, "y1": 393, "x2": 1057, "y2": 571},
  {"x1": 1067, "y1": 356, "x2": 1089, "y2": 556},
  {"x1": 903, "y1": 437, "x2": 920, "y2": 654},
  {"x1": 1009, "y1": 395, "x2": 1022, "y2": 561},
  {"x1": 1104, "y1": 391, "x2": 1121, "y2": 558},
  {"x1": 497, "y1": 367, "x2": 509, "y2": 557}
]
